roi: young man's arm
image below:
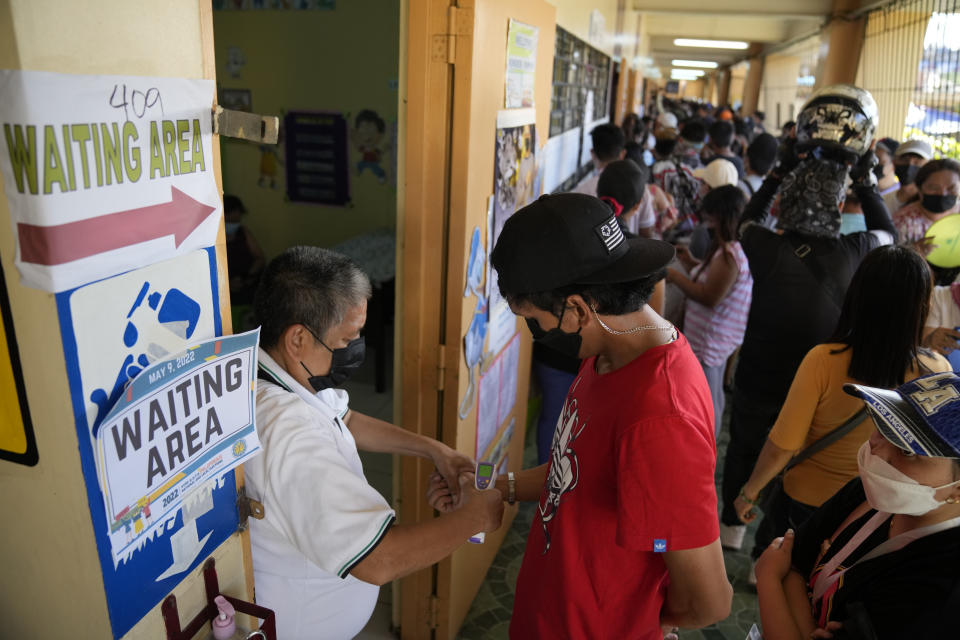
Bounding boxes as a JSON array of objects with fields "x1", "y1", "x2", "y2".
[
  {"x1": 659, "y1": 538, "x2": 732, "y2": 628},
  {"x1": 351, "y1": 475, "x2": 504, "y2": 585},
  {"x1": 426, "y1": 463, "x2": 550, "y2": 512}
]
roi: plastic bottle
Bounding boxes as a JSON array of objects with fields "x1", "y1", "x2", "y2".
[{"x1": 212, "y1": 595, "x2": 237, "y2": 640}]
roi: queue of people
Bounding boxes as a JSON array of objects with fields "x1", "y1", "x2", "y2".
[{"x1": 235, "y1": 83, "x2": 960, "y2": 640}]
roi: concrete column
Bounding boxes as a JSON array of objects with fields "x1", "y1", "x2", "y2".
[
  {"x1": 820, "y1": 0, "x2": 866, "y2": 86},
  {"x1": 741, "y1": 58, "x2": 764, "y2": 115},
  {"x1": 706, "y1": 72, "x2": 718, "y2": 105},
  {"x1": 741, "y1": 42, "x2": 765, "y2": 116},
  {"x1": 717, "y1": 67, "x2": 732, "y2": 107}
]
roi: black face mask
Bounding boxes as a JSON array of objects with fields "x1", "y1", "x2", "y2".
[
  {"x1": 301, "y1": 336, "x2": 366, "y2": 391},
  {"x1": 872, "y1": 164, "x2": 886, "y2": 181},
  {"x1": 894, "y1": 164, "x2": 919, "y2": 186},
  {"x1": 922, "y1": 193, "x2": 958, "y2": 214},
  {"x1": 526, "y1": 308, "x2": 582, "y2": 360}
]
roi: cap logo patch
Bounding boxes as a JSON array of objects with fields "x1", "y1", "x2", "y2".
[
  {"x1": 594, "y1": 216, "x2": 624, "y2": 254},
  {"x1": 910, "y1": 387, "x2": 960, "y2": 416},
  {"x1": 910, "y1": 373, "x2": 960, "y2": 416}
]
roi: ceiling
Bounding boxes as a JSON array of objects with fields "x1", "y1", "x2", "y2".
[{"x1": 632, "y1": 0, "x2": 834, "y2": 79}]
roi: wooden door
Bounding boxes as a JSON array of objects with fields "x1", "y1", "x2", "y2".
[{"x1": 399, "y1": 0, "x2": 556, "y2": 637}]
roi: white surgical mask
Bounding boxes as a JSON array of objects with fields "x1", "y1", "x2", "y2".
[{"x1": 857, "y1": 441, "x2": 960, "y2": 516}]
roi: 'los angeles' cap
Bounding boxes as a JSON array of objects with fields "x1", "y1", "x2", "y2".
[{"x1": 844, "y1": 372, "x2": 960, "y2": 458}]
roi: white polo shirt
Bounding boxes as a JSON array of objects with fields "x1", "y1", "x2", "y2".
[{"x1": 245, "y1": 349, "x2": 395, "y2": 640}]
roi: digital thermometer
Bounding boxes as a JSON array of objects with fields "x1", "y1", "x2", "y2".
[{"x1": 468, "y1": 461, "x2": 497, "y2": 544}]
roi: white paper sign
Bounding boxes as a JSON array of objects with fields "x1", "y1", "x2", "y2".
[
  {"x1": 95, "y1": 329, "x2": 261, "y2": 565},
  {"x1": 0, "y1": 70, "x2": 221, "y2": 292},
  {"x1": 505, "y1": 20, "x2": 539, "y2": 109}
]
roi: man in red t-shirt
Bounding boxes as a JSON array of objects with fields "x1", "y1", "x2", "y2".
[{"x1": 485, "y1": 193, "x2": 730, "y2": 637}]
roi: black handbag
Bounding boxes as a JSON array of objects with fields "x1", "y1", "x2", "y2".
[{"x1": 760, "y1": 408, "x2": 869, "y2": 515}]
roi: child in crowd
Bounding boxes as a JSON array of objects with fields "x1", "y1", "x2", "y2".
[{"x1": 667, "y1": 186, "x2": 752, "y2": 436}]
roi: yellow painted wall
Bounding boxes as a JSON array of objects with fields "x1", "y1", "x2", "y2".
[
  {"x1": 682, "y1": 79, "x2": 706, "y2": 100},
  {"x1": 547, "y1": 0, "x2": 619, "y2": 55},
  {"x1": 213, "y1": 2, "x2": 400, "y2": 259},
  {"x1": 0, "y1": 1, "x2": 250, "y2": 638}
]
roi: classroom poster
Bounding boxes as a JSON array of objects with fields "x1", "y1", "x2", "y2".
[
  {"x1": 57, "y1": 249, "x2": 238, "y2": 638},
  {"x1": 475, "y1": 334, "x2": 521, "y2": 459},
  {"x1": 0, "y1": 70, "x2": 221, "y2": 293},
  {"x1": 505, "y1": 19, "x2": 539, "y2": 109},
  {"x1": 95, "y1": 329, "x2": 261, "y2": 566},
  {"x1": 489, "y1": 109, "x2": 538, "y2": 354}
]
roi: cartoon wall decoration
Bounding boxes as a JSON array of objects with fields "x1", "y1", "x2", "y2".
[
  {"x1": 353, "y1": 109, "x2": 389, "y2": 185},
  {"x1": 258, "y1": 142, "x2": 283, "y2": 188}
]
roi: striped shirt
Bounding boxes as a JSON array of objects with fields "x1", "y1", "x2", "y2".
[{"x1": 684, "y1": 242, "x2": 753, "y2": 367}]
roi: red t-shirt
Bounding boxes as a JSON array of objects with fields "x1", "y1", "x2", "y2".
[{"x1": 510, "y1": 333, "x2": 720, "y2": 639}]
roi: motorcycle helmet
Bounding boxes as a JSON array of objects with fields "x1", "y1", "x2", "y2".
[{"x1": 795, "y1": 84, "x2": 878, "y2": 162}]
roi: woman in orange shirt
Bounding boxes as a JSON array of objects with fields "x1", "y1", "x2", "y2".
[{"x1": 733, "y1": 245, "x2": 949, "y2": 576}]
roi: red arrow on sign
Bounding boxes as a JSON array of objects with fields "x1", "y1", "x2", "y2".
[{"x1": 17, "y1": 186, "x2": 216, "y2": 266}]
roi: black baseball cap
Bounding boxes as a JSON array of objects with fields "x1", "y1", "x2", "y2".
[{"x1": 490, "y1": 193, "x2": 675, "y2": 295}]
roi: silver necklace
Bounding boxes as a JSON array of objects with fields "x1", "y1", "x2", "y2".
[{"x1": 591, "y1": 306, "x2": 675, "y2": 336}]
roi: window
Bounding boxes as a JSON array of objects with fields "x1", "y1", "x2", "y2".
[
  {"x1": 858, "y1": 0, "x2": 960, "y2": 159},
  {"x1": 549, "y1": 26, "x2": 611, "y2": 137}
]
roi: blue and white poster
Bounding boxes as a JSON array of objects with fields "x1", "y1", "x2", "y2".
[
  {"x1": 56, "y1": 248, "x2": 244, "y2": 638},
  {"x1": 95, "y1": 328, "x2": 261, "y2": 567}
]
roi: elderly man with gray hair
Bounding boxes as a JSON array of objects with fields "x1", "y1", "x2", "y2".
[{"x1": 245, "y1": 246, "x2": 503, "y2": 640}]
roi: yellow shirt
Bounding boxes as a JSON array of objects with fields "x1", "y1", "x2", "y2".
[{"x1": 770, "y1": 343, "x2": 949, "y2": 506}]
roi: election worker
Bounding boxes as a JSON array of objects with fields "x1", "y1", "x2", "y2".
[{"x1": 245, "y1": 246, "x2": 503, "y2": 640}]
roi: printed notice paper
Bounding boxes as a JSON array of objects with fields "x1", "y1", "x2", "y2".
[
  {"x1": 505, "y1": 20, "x2": 539, "y2": 109},
  {"x1": 0, "y1": 70, "x2": 221, "y2": 292},
  {"x1": 94, "y1": 329, "x2": 261, "y2": 565}
]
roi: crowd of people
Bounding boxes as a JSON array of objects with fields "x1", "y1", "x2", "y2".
[
  {"x1": 512, "y1": 84, "x2": 960, "y2": 638},
  {"x1": 239, "y1": 83, "x2": 960, "y2": 640}
]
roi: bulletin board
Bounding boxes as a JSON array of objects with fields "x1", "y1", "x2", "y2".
[
  {"x1": 0, "y1": 261, "x2": 37, "y2": 466},
  {"x1": 284, "y1": 110, "x2": 350, "y2": 206}
]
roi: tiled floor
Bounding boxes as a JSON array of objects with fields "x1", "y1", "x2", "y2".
[{"x1": 346, "y1": 333, "x2": 762, "y2": 639}]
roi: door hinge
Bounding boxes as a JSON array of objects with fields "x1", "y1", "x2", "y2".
[
  {"x1": 428, "y1": 594, "x2": 440, "y2": 629},
  {"x1": 431, "y1": 5, "x2": 472, "y2": 64},
  {"x1": 236, "y1": 486, "x2": 265, "y2": 532},
  {"x1": 436, "y1": 343, "x2": 447, "y2": 391}
]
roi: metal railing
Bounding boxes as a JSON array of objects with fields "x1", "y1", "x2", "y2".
[{"x1": 859, "y1": 0, "x2": 960, "y2": 158}]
